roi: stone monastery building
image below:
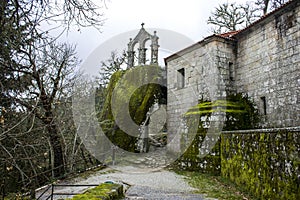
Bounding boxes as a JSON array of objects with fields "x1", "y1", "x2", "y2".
[{"x1": 165, "y1": 0, "x2": 299, "y2": 135}]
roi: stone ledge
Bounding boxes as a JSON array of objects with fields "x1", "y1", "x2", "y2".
[{"x1": 222, "y1": 126, "x2": 300, "y2": 134}]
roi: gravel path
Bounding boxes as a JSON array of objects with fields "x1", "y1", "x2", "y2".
[
  {"x1": 125, "y1": 185, "x2": 206, "y2": 200},
  {"x1": 36, "y1": 165, "x2": 208, "y2": 199}
]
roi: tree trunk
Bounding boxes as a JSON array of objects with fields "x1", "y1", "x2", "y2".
[{"x1": 47, "y1": 123, "x2": 65, "y2": 177}]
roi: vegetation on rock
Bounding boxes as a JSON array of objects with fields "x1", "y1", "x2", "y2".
[
  {"x1": 96, "y1": 65, "x2": 166, "y2": 152},
  {"x1": 221, "y1": 130, "x2": 300, "y2": 200},
  {"x1": 69, "y1": 183, "x2": 123, "y2": 200},
  {"x1": 173, "y1": 93, "x2": 260, "y2": 172}
]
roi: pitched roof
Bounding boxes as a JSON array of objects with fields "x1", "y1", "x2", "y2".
[{"x1": 217, "y1": 30, "x2": 240, "y2": 38}]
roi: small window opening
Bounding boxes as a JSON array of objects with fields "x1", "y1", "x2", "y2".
[
  {"x1": 261, "y1": 96, "x2": 267, "y2": 115},
  {"x1": 177, "y1": 68, "x2": 185, "y2": 89},
  {"x1": 229, "y1": 62, "x2": 234, "y2": 81}
]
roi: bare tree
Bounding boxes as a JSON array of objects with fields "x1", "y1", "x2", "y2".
[
  {"x1": 240, "y1": 2, "x2": 262, "y2": 26},
  {"x1": 207, "y1": 3, "x2": 249, "y2": 33},
  {"x1": 256, "y1": 0, "x2": 289, "y2": 15},
  {"x1": 0, "y1": 2, "x2": 107, "y2": 196},
  {"x1": 207, "y1": 0, "x2": 289, "y2": 34},
  {"x1": 256, "y1": 0, "x2": 271, "y2": 15},
  {"x1": 3, "y1": 40, "x2": 79, "y2": 176},
  {"x1": 98, "y1": 50, "x2": 127, "y2": 87}
]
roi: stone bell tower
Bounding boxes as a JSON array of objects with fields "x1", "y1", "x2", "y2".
[{"x1": 127, "y1": 23, "x2": 159, "y2": 68}]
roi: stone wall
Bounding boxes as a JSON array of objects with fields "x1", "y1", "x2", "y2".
[
  {"x1": 172, "y1": 127, "x2": 300, "y2": 199},
  {"x1": 173, "y1": 129, "x2": 221, "y2": 175},
  {"x1": 221, "y1": 127, "x2": 300, "y2": 200},
  {"x1": 166, "y1": 37, "x2": 236, "y2": 152},
  {"x1": 235, "y1": 1, "x2": 300, "y2": 127}
]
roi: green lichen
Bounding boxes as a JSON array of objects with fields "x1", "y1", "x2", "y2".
[
  {"x1": 98, "y1": 70, "x2": 125, "y2": 121},
  {"x1": 174, "y1": 128, "x2": 221, "y2": 174},
  {"x1": 221, "y1": 131, "x2": 300, "y2": 199},
  {"x1": 172, "y1": 95, "x2": 300, "y2": 199},
  {"x1": 184, "y1": 93, "x2": 260, "y2": 130},
  {"x1": 69, "y1": 183, "x2": 123, "y2": 200}
]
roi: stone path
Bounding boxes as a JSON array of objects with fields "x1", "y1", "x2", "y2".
[
  {"x1": 35, "y1": 145, "x2": 215, "y2": 200},
  {"x1": 125, "y1": 185, "x2": 206, "y2": 200},
  {"x1": 36, "y1": 165, "x2": 209, "y2": 200},
  {"x1": 115, "y1": 146, "x2": 175, "y2": 169}
]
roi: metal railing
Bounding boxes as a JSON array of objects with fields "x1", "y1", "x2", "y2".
[{"x1": 36, "y1": 184, "x2": 99, "y2": 200}]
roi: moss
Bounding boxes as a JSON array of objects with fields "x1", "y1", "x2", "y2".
[
  {"x1": 69, "y1": 183, "x2": 123, "y2": 200},
  {"x1": 221, "y1": 131, "x2": 300, "y2": 200},
  {"x1": 184, "y1": 93, "x2": 260, "y2": 130},
  {"x1": 177, "y1": 170, "x2": 256, "y2": 200},
  {"x1": 173, "y1": 93, "x2": 260, "y2": 173},
  {"x1": 173, "y1": 122, "x2": 221, "y2": 174},
  {"x1": 98, "y1": 70, "x2": 125, "y2": 121},
  {"x1": 96, "y1": 65, "x2": 166, "y2": 152}
]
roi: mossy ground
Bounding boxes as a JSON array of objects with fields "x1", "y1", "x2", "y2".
[{"x1": 177, "y1": 170, "x2": 257, "y2": 200}]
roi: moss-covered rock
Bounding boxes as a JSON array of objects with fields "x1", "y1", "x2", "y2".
[
  {"x1": 69, "y1": 183, "x2": 123, "y2": 200},
  {"x1": 96, "y1": 65, "x2": 166, "y2": 152}
]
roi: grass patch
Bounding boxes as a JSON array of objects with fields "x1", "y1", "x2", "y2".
[{"x1": 177, "y1": 171, "x2": 257, "y2": 200}]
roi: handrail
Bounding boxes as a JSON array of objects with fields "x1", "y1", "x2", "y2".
[
  {"x1": 37, "y1": 184, "x2": 100, "y2": 200},
  {"x1": 36, "y1": 184, "x2": 52, "y2": 200}
]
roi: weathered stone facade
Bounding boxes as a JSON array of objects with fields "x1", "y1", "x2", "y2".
[
  {"x1": 165, "y1": 0, "x2": 299, "y2": 147},
  {"x1": 235, "y1": 1, "x2": 300, "y2": 127},
  {"x1": 165, "y1": 37, "x2": 236, "y2": 152}
]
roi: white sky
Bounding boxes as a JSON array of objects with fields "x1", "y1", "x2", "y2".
[
  {"x1": 63, "y1": 0, "x2": 245, "y2": 58},
  {"x1": 58, "y1": 0, "x2": 246, "y2": 75}
]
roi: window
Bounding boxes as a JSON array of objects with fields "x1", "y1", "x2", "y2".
[
  {"x1": 260, "y1": 96, "x2": 267, "y2": 115},
  {"x1": 177, "y1": 68, "x2": 185, "y2": 89},
  {"x1": 229, "y1": 62, "x2": 234, "y2": 81}
]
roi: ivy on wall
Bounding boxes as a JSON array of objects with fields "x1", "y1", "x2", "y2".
[
  {"x1": 184, "y1": 93, "x2": 260, "y2": 130},
  {"x1": 223, "y1": 93, "x2": 260, "y2": 130},
  {"x1": 173, "y1": 93, "x2": 260, "y2": 173}
]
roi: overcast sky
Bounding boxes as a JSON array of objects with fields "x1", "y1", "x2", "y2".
[
  {"x1": 64, "y1": 1, "x2": 248, "y2": 57},
  {"x1": 59, "y1": 0, "x2": 245, "y2": 74}
]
